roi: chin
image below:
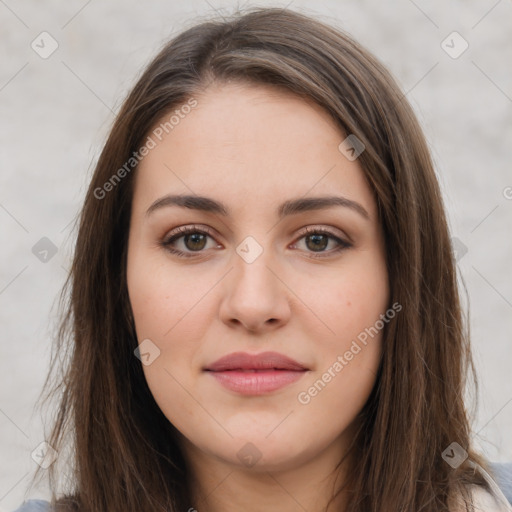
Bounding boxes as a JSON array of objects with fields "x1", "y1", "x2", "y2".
[{"x1": 209, "y1": 433, "x2": 319, "y2": 473}]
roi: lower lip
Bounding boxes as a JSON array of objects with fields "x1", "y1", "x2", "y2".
[{"x1": 206, "y1": 370, "x2": 306, "y2": 395}]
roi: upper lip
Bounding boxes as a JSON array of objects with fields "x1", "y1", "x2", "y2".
[{"x1": 204, "y1": 351, "x2": 308, "y2": 371}]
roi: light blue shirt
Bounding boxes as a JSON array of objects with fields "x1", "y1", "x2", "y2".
[{"x1": 12, "y1": 500, "x2": 50, "y2": 512}]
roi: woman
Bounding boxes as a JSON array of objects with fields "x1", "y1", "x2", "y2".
[{"x1": 15, "y1": 6, "x2": 512, "y2": 512}]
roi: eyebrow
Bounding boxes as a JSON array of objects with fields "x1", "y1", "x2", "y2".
[{"x1": 145, "y1": 194, "x2": 369, "y2": 220}]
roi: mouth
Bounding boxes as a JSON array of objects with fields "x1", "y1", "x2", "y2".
[{"x1": 203, "y1": 351, "x2": 309, "y2": 395}]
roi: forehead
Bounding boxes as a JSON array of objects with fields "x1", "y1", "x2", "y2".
[{"x1": 132, "y1": 82, "x2": 376, "y2": 220}]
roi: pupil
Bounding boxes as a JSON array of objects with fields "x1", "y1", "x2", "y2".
[
  {"x1": 185, "y1": 233, "x2": 206, "y2": 251},
  {"x1": 307, "y1": 234, "x2": 328, "y2": 251}
]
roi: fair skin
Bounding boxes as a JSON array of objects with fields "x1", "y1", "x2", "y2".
[{"x1": 126, "y1": 82, "x2": 389, "y2": 512}]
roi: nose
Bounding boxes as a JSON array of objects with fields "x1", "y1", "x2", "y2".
[{"x1": 218, "y1": 250, "x2": 291, "y2": 334}]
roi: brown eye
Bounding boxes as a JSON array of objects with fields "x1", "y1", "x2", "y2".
[
  {"x1": 292, "y1": 227, "x2": 352, "y2": 258},
  {"x1": 305, "y1": 233, "x2": 329, "y2": 252},
  {"x1": 183, "y1": 232, "x2": 208, "y2": 251},
  {"x1": 161, "y1": 225, "x2": 220, "y2": 258}
]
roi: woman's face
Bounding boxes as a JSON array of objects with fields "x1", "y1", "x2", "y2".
[{"x1": 126, "y1": 82, "x2": 389, "y2": 474}]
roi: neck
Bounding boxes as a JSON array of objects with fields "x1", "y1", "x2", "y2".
[{"x1": 181, "y1": 436, "x2": 353, "y2": 512}]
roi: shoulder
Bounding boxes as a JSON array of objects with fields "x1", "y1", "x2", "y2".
[
  {"x1": 455, "y1": 460, "x2": 512, "y2": 512},
  {"x1": 469, "y1": 485, "x2": 512, "y2": 512},
  {"x1": 490, "y1": 462, "x2": 512, "y2": 506},
  {"x1": 449, "y1": 461, "x2": 512, "y2": 512},
  {"x1": 12, "y1": 500, "x2": 52, "y2": 512}
]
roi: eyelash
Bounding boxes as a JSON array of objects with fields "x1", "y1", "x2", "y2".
[{"x1": 160, "y1": 224, "x2": 352, "y2": 259}]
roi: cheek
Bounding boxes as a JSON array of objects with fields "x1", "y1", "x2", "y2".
[
  {"x1": 298, "y1": 252, "x2": 388, "y2": 407},
  {"x1": 296, "y1": 282, "x2": 386, "y2": 437},
  {"x1": 315, "y1": 255, "x2": 389, "y2": 344},
  {"x1": 128, "y1": 266, "x2": 207, "y2": 378},
  {"x1": 127, "y1": 248, "x2": 211, "y2": 340},
  {"x1": 127, "y1": 249, "x2": 219, "y2": 420}
]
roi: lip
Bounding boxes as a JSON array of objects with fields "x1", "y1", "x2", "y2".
[
  {"x1": 205, "y1": 351, "x2": 307, "y2": 372},
  {"x1": 204, "y1": 351, "x2": 308, "y2": 395}
]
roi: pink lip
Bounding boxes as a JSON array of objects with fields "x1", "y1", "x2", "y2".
[{"x1": 204, "y1": 351, "x2": 308, "y2": 395}]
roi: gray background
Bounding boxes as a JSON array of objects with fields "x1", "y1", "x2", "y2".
[{"x1": 1, "y1": 0, "x2": 511, "y2": 508}]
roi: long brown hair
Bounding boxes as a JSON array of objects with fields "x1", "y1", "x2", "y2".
[{"x1": 33, "y1": 6, "x2": 492, "y2": 511}]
